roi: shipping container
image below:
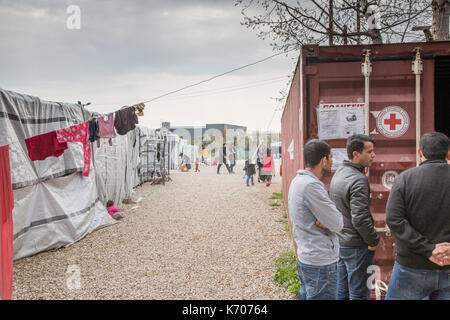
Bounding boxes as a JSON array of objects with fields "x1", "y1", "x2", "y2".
[{"x1": 281, "y1": 41, "x2": 450, "y2": 299}]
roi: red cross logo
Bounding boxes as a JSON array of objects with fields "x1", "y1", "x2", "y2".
[{"x1": 384, "y1": 113, "x2": 402, "y2": 130}]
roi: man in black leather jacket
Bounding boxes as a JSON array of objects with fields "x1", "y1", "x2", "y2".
[{"x1": 330, "y1": 134, "x2": 379, "y2": 300}]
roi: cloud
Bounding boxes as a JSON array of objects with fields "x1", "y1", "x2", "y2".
[{"x1": 0, "y1": 0, "x2": 297, "y2": 131}]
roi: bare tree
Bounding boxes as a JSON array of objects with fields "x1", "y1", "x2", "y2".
[
  {"x1": 432, "y1": 0, "x2": 450, "y2": 40},
  {"x1": 236, "y1": 0, "x2": 436, "y2": 50}
]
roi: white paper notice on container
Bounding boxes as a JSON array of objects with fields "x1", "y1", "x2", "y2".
[
  {"x1": 331, "y1": 148, "x2": 349, "y2": 172},
  {"x1": 317, "y1": 103, "x2": 365, "y2": 139}
]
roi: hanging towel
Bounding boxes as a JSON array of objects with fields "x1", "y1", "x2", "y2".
[
  {"x1": 0, "y1": 145, "x2": 14, "y2": 300},
  {"x1": 88, "y1": 119, "x2": 100, "y2": 143},
  {"x1": 98, "y1": 113, "x2": 116, "y2": 146},
  {"x1": 25, "y1": 131, "x2": 68, "y2": 161},
  {"x1": 56, "y1": 122, "x2": 91, "y2": 177},
  {"x1": 114, "y1": 107, "x2": 138, "y2": 135}
]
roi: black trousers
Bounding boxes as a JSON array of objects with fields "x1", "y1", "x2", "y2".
[
  {"x1": 257, "y1": 164, "x2": 265, "y2": 181},
  {"x1": 217, "y1": 163, "x2": 230, "y2": 173}
]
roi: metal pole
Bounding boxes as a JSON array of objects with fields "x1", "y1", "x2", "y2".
[
  {"x1": 167, "y1": 136, "x2": 171, "y2": 177},
  {"x1": 362, "y1": 49, "x2": 372, "y2": 177},
  {"x1": 153, "y1": 140, "x2": 157, "y2": 179},
  {"x1": 362, "y1": 49, "x2": 372, "y2": 136},
  {"x1": 412, "y1": 47, "x2": 423, "y2": 166}
]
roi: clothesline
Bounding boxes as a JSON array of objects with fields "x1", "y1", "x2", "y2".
[
  {"x1": 5, "y1": 102, "x2": 146, "y2": 146},
  {"x1": 82, "y1": 102, "x2": 146, "y2": 118},
  {"x1": 15, "y1": 104, "x2": 145, "y2": 178}
]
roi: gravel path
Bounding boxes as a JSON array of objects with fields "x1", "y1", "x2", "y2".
[{"x1": 12, "y1": 162, "x2": 293, "y2": 299}]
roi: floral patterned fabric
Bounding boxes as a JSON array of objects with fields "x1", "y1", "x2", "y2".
[{"x1": 56, "y1": 122, "x2": 91, "y2": 177}]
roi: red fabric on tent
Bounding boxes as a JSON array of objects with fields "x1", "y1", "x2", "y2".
[{"x1": 0, "y1": 145, "x2": 13, "y2": 300}]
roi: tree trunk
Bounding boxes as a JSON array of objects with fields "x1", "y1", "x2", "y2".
[
  {"x1": 361, "y1": 0, "x2": 383, "y2": 44},
  {"x1": 433, "y1": 0, "x2": 450, "y2": 40}
]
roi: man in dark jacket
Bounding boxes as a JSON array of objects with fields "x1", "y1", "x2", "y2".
[
  {"x1": 217, "y1": 143, "x2": 230, "y2": 174},
  {"x1": 386, "y1": 132, "x2": 450, "y2": 300},
  {"x1": 330, "y1": 134, "x2": 379, "y2": 300}
]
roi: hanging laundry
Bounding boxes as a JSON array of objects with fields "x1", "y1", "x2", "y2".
[
  {"x1": 114, "y1": 106, "x2": 138, "y2": 135},
  {"x1": 88, "y1": 119, "x2": 100, "y2": 144},
  {"x1": 97, "y1": 113, "x2": 116, "y2": 146},
  {"x1": 0, "y1": 145, "x2": 14, "y2": 300},
  {"x1": 132, "y1": 103, "x2": 146, "y2": 117},
  {"x1": 25, "y1": 130, "x2": 68, "y2": 161},
  {"x1": 56, "y1": 122, "x2": 91, "y2": 177}
]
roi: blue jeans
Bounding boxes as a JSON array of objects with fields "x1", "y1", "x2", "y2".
[
  {"x1": 337, "y1": 246, "x2": 375, "y2": 300},
  {"x1": 246, "y1": 175, "x2": 254, "y2": 185},
  {"x1": 386, "y1": 262, "x2": 450, "y2": 300},
  {"x1": 297, "y1": 260, "x2": 338, "y2": 300}
]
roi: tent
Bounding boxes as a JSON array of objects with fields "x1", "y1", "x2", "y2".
[{"x1": 0, "y1": 88, "x2": 176, "y2": 260}]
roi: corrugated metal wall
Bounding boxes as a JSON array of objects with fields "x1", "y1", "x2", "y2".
[{"x1": 281, "y1": 56, "x2": 302, "y2": 210}]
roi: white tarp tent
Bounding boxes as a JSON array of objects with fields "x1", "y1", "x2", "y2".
[
  {"x1": 93, "y1": 124, "x2": 153, "y2": 205},
  {"x1": 0, "y1": 88, "x2": 113, "y2": 260},
  {"x1": 1, "y1": 88, "x2": 176, "y2": 260}
]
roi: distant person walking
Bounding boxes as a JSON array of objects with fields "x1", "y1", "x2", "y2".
[
  {"x1": 195, "y1": 158, "x2": 200, "y2": 172},
  {"x1": 386, "y1": 132, "x2": 450, "y2": 300},
  {"x1": 288, "y1": 139, "x2": 343, "y2": 300},
  {"x1": 217, "y1": 143, "x2": 231, "y2": 174},
  {"x1": 256, "y1": 147, "x2": 264, "y2": 183},
  {"x1": 228, "y1": 142, "x2": 236, "y2": 173},
  {"x1": 262, "y1": 148, "x2": 274, "y2": 187}
]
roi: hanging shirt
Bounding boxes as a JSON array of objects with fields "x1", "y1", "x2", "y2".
[
  {"x1": 0, "y1": 145, "x2": 14, "y2": 300},
  {"x1": 24, "y1": 130, "x2": 68, "y2": 161},
  {"x1": 56, "y1": 122, "x2": 91, "y2": 177},
  {"x1": 98, "y1": 113, "x2": 116, "y2": 146},
  {"x1": 114, "y1": 107, "x2": 138, "y2": 135}
]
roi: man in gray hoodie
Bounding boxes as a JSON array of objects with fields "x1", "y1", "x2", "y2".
[{"x1": 288, "y1": 139, "x2": 344, "y2": 300}]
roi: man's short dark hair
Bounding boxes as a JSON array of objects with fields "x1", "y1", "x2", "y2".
[
  {"x1": 419, "y1": 132, "x2": 450, "y2": 160},
  {"x1": 304, "y1": 139, "x2": 331, "y2": 168},
  {"x1": 347, "y1": 134, "x2": 375, "y2": 159}
]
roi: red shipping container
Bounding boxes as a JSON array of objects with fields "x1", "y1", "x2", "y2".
[{"x1": 281, "y1": 41, "x2": 450, "y2": 299}]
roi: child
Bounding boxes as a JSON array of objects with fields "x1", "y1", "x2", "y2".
[
  {"x1": 243, "y1": 159, "x2": 256, "y2": 187},
  {"x1": 106, "y1": 200, "x2": 123, "y2": 220},
  {"x1": 195, "y1": 158, "x2": 200, "y2": 172}
]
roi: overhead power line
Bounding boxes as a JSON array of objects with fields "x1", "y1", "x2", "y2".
[
  {"x1": 155, "y1": 75, "x2": 289, "y2": 99},
  {"x1": 138, "y1": 48, "x2": 298, "y2": 104},
  {"x1": 150, "y1": 77, "x2": 289, "y2": 103}
]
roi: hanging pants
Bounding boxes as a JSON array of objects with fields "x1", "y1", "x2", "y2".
[{"x1": 0, "y1": 145, "x2": 14, "y2": 300}]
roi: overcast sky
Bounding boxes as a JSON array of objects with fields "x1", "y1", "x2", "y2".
[{"x1": 0, "y1": 0, "x2": 299, "y2": 132}]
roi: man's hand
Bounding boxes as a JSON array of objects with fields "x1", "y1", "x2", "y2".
[
  {"x1": 315, "y1": 220, "x2": 327, "y2": 230},
  {"x1": 429, "y1": 243, "x2": 450, "y2": 266},
  {"x1": 368, "y1": 246, "x2": 377, "y2": 251}
]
